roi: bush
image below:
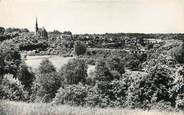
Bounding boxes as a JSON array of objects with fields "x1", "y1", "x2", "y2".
[
  {"x1": 95, "y1": 57, "x2": 124, "y2": 82},
  {"x1": 29, "y1": 80, "x2": 40, "y2": 102},
  {"x1": 53, "y1": 79, "x2": 128, "y2": 108},
  {"x1": 85, "y1": 85, "x2": 101, "y2": 107},
  {"x1": 106, "y1": 55, "x2": 125, "y2": 75},
  {"x1": 53, "y1": 83, "x2": 89, "y2": 106},
  {"x1": 173, "y1": 41, "x2": 184, "y2": 63},
  {"x1": 60, "y1": 59, "x2": 87, "y2": 84},
  {"x1": 168, "y1": 64, "x2": 184, "y2": 108},
  {"x1": 0, "y1": 27, "x2": 5, "y2": 34},
  {"x1": 85, "y1": 79, "x2": 128, "y2": 108},
  {"x1": 126, "y1": 64, "x2": 174, "y2": 109},
  {"x1": 124, "y1": 54, "x2": 142, "y2": 71},
  {"x1": 38, "y1": 59, "x2": 56, "y2": 74},
  {"x1": 30, "y1": 60, "x2": 61, "y2": 102},
  {"x1": 0, "y1": 48, "x2": 21, "y2": 76},
  {"x1": 95, "y1": 59, "x2": 113, "y2": 82},
  {"x1": 16, "y1": 62, "x2": 35, "y2": 92},
  {"x1": 151, "y1": 101, "x2": 174, "y2": 111},
  {"x1": 0, "y1": 74, "x2": 28, "y2": 101},
  {"x1": 176, "y1": 93, "x2": 184, "y2": 110},
  {"x1": 33, "y1": 72, "x2": 63, "y2": 103},
  {"x1": 74, "y1": 41, "x2": 86, "y2": 56}
]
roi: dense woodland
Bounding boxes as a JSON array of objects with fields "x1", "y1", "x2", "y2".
[{"x1": 1, "y1": 27, "x2": 184, "y2": 111}]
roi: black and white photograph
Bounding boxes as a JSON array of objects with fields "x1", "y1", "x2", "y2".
[{"x1": 0, "y1": 0, "x2": 184, "y2": 114}]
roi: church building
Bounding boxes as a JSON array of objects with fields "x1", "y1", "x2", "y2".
[{"x1": 35, "y1": 18, "x2": 48, "y2": 38}]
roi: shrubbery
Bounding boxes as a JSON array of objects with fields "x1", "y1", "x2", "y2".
[
  {"x1": 74, "y1": 41, "x2": 86, "y2": 56},
  {"x1": 92, "y1": 79, "x2": 128, "y2": 108},
  {"x1": 16, "y1": 62, "x2": 35, "y2": 92},
  {"x1": 126, "y1": 64, "x2": 174, "y2": 109},
  {"x1": 0, "y1": 74, "x2": 28, "y2": 101},
  {"x1": 175, "y1": 94, "x2": 184, "y2": 110},
  {"x1": 95, "y1": 56, "x2": 125, "y2": 82},
  {"x1": 2, "y1": 37, "x2": 184, "y2": 112},
  {"x1": 31, "y1": 59, "x2": 63, "y2": 102},
  {"x1": 38, "y1": 58, "x2": 56, "y2": 74},
  {"x1": 33, "y1": 72, "x2": 63, "y2": 102},
  {"x1": 173, "y1": 41, "x2": 184, "y2": 63},
  {"x1": 60, "y1": 59, "x2": 87, "y2": 84},
  {"x1": 53, "y1": 83, "x2": 89, "y2": 106},
  {"x1": 0, "y1": 48, "x2": 21, "y2": 76}
]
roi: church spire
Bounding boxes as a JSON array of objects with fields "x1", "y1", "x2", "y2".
[{"x1": 35, "y1": 17, "x2": 38, "y2": 32}]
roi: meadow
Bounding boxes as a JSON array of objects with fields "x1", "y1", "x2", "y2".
[
  {"x1": 25, "y1": 55, "x2": 73, "y2": 71},
  {"x1": 24, "y1": 55, "x2": 96, "y2": 77},
  {"x1": 0, "y1": 101, "x2": 183, "y2": 115}
]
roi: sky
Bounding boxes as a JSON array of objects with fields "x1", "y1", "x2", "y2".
[{"x1": 0, "y1": 0, "x2": 184, "y2": 34}]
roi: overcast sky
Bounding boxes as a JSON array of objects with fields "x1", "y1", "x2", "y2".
[{"x1": 0, "y1": 0, "x2": 184, "y2": 34}]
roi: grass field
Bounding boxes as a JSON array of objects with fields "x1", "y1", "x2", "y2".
[
  {"x1": 0, "y1": 101, "x2": 183, "y2": 115},
  {"x1": 25, "y1": 55, "x2": 96, "y2": 76},
  {"x1": 25, "y1": 55, "x2": 73, "y2": 71}
]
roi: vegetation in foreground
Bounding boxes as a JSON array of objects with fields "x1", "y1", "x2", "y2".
[
  {"x1": 0, "y1": 101, "x2": 184, "y2": 115},
  {"x1": 1, "y1": 27, "x2": 184, "y2": 114}
]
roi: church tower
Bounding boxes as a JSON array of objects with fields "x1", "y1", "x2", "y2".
[
  {"x1": 34, "y1": 17, "x2": 48, "y2": 39},
  {"x1": 35, "y1": 17, "x2": 38, "y2": 33}
]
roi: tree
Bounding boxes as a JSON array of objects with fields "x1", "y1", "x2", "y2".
[
  {"x1": 60, "y1": 59, "x2": 87, "y2": 84},
  {"x1": 32, "y1": 59, "x2": 63, "y2": 102},
  {"x1": 53, "y1": 83, "x2": 89, "y2": 106},
  {"x1": 0, "y1": 74, "x2": 28, "y2": 101},
  {"x1": 0, "y1": 27, "x2": 5, "y2": 35},
  {"x1": 106, "y1": 55, "x2": 125, "y2": 75},
  {"x1": 74, "y1": 41, "x2": 87, "y2": 56},
  {"x1": 95, "y1": 58, "x2": 112, "y2": 82},
  {"x1": 138, "y1": 37, "x2": 145, "y2": 46},
  {"x1": 38, "y1": 59, "x2": 56, "y2": 74},
  {"x1": 63, "y1": 31, "x2": 72, "y2": 35},
  {"x1": 35, "y1": 72, "x2": 63, "y2": 102},
  {"x1": 0, "y1": 48, "x2": 21, "y2": 77},
  {"x1": 126, "y1": 64, "x2": 174, "y2": 109},
  {"x1": 173, "y1": 41, "x2": 184, "y2": 63},
  {"x1": 0, "y1": 53, "x2": 5, "y2": 82},
  {"x1": 16, "y1": 62, "x2": 35, "y2": 92},
  {"x1": 124, "y1": 54, "x2": 141, "y2": 71}
]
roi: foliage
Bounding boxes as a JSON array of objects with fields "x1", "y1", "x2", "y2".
[
  {"x1": 16, "y1": 62, "x2": 35, "y2": 92},
  {"x1": 126, "y1": 64, "x2": 174, "y2": 109},
  {"x1": 60, "y1": 59, "x2": 87, "y2": 84},
  {"x1": 5, "y1": 27, "x2": 29, "y2": 33},
  {"x1": 173, "y1": 41, "x2": 184, "y2": 63},
  {"x1": 0, "y1": 34, "x2": 12, "y2": 42},
  {"x1": 31, "y1": 60, "x2": 62, "y2": 102},
  {"x1": 176, "y1": 93, "x2": 184, "y2": 110},
  {"x1": 34, "y1": 72, "x2": 63, "y2": 103},
  {"x1": 63, "y1": 31, "x2": 72, "y2": 35},
  {"x1": 53, "y1": 79, "x2": 128, "y2": 108},
  {"x1": 95, "y1": 57, "x2": 124, "y2": 83},
  {"x1": 124, "y1": 53, "x2": 147, "y2": 71},
  {"x1": 53, "y1": 83, "x2": 88, "y2": 106},
  {"x1": 89, "y1": 79, "x2": 128, "y2": 108},
  {"x1": 0, "y1": 74, "x2": 28, "y2": 101},
  {"x1": 95, "y1": 59, "x2": 113, "y2": 82},
  {"x1": 38, "y1": 59, "x2": 56, "y2": 74},
  {"x1": 0, "y1": 48, "x2": 21, "y2": 76},
  {"x1": 0, "y1": 27, "x2": 5, "y2": 34},
  {"x1": 106, "y1": 55, "x2": 125, "y2": 75},
  {"x1": 74, "y1": 41, "x2": 87, "y2": 56}
]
